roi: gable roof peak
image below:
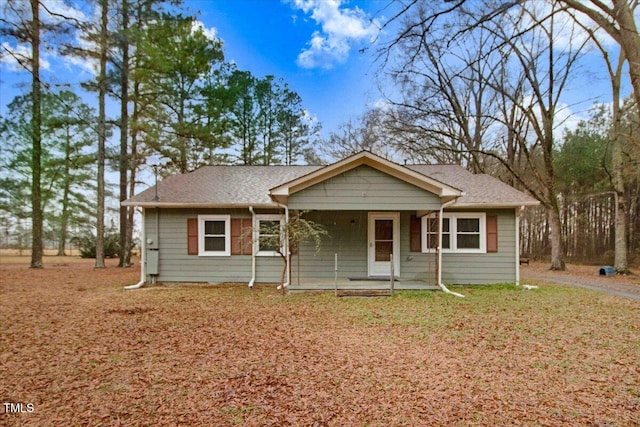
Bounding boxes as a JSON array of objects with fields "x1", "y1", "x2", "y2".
[{"x1": 269, "y1": 150, "x2": 463, "y2": 204}]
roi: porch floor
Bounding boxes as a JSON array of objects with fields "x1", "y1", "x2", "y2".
[{"x1": 287, "y1": 278, "x2": 440, "y2": 292}]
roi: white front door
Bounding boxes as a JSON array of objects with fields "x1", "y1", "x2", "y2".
[{"x1": 368, "y1": 212, "x2": 400, "y2": 277}]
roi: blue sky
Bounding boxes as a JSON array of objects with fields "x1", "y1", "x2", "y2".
[
  {"x1": 186, "y1": 0, "x2": 386, "y2": 136},
  {"x1": 0, "y1": 0, "x2": 388, "y2": 140},
  {"x1": 0, "y1": 0, "x2": 634, "y2": 148}
]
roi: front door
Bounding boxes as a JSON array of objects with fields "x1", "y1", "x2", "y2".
[{"x1": 368, "y1": 212, "x2": 400, "y2": 277}]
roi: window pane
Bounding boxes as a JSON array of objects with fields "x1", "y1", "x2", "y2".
[
  {"x1": 426, "y1": 234, "x2": 438, "y2": 249},
  {"x1": 375, "y1": 241, "x2": 393, "y2": 261},
  {"x1": 205, "y1": 220, "x2": 225, "y2": 235},
  {"x1": 375, "y1": 219, "x2": 393, "y2": 240},
  {"x1": 457, "y1": 218, "x2": 479, "y2": 233},
  {"x1": 457, "y1": 234, "x2": 480, "y2": 249},
  {"x1": 260, "y1": 236, "x2": 279, "y2": 252},
  {"x1": 442, "y1": 234, "x2": 450, "y2": 249},
  {"x1": 427, "y1": 218, "x2": 449, "y2": 232},
  {"x1": 204, "y1": 236, "x2": 225, "y2": 251},
  {"x1": 259, "y1": 220, "x2": 280, "y2": 234}
]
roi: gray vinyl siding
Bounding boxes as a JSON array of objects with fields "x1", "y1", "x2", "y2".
[
  {"x1": 291, "y1": 211, "x2": 369, "y2": 282},
  {"x1": 144, "y1": 208, "x2": 282, "y2": 284},
  {"x1": 441, "y1": 209, "x2": 517, "y2": 284},
  {"x1": 399, "y1": 212, "x2": 438, "y2": 283},
  {"x1": 288, "y1": 165, "x2": 441, "y2": 210},
  {"x1": 146, "y1": 207, "x2": 517, "y2": 286},
  {"x1": 291, "y1": 210, "x2": 517, "y2": 286}
]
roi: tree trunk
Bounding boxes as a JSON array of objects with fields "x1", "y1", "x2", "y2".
[
  {"x1": 612, "y1": 0, "x2": 640, "y2": 115},
  {"x1": 613, "y1": 189, "x2": 629, "y2": 273},
  {"x1": 30, "y1": 0, "x2": 43, "y2": 269},
  {"x1": 548, "y1": 204, "x2": 566, "y2": 271},
  {"x1": 57, "y1": 127, "x2": 71, "y2": 256},
  {"x1": 118, "y1": 0, "x2": 130, "y2": 267},
  {"x1": 95, "y1": 0, "x2": 108, "y2": 268}
]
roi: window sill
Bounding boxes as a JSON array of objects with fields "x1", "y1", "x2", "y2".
[{"x1": 198, "y1": 252, "x2": 231, "y2": 257}]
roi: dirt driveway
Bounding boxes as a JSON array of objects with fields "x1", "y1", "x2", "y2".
[{"x1": 521, "y1": 262, "x2": 640, "y2": 300}]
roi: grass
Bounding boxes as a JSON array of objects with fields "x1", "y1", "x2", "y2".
[{"x1": 1, "y1": 257, "x2": 639, "y2": 426}]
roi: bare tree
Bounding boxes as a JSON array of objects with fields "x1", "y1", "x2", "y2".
[
  {"x1": 382, "y1": 0, "x2": 590, "y2": 270},
  {"x1": 570, "y1": 11, "x2": 634, "y2": 273},
  {"x1": 322, "y1": 109, "x2": 395, "y2": 161},
  {"x1": 558, "y1": 0, "x2": 640, "y2": 118},
  {"x1": 383, "y1": 8, "x2": 501, "y2": 171}
]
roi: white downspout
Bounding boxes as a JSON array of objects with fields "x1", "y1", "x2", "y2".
[
  {"x1": 248, "y1": 206, "x2": 256, "y2": 288},
  {"x1": 276, "y1": 203, "x2": 290, "y2": 290},
  {"x1": 438, "y1": 200, "x2": 465, "y2": 298},
  {"x1": 124, "y1": 207, "x2": 146, "y2": 290}
]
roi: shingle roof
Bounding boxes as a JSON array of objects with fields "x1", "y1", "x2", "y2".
[
  {"x1": 123, "y1": 165, "x2": 321, "y2": 207},
  {"x1": 407, "y1": 165, "x2": 538, "y2": 207},
  {"x1": 123, "y1": 163, "x2": 538, "y2": 208}
]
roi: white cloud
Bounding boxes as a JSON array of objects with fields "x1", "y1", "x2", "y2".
[
  {"x1": 290, "y1": 0, "x2": 379, "y2": 69},
  {"x1": 368, "y1": 97, "x2": 391, "y2": 111},
  {"x1": 41, "y1": 0, "x2": 86, "y2": 24},
  {"x1": 0, "y1": 0, "x2": 86, "y2": 74},
  {"x1": 506, "y1": 0, "x2": 620, "y2": 52},
  {"x1": 191, "y1": 20, "x2": 219, "y2": 42},
  {"x1": 0, "y1": 42, "x2": 51, "y2": 72}
]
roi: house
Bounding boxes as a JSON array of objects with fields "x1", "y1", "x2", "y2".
[{"x1": 122, "y1": 151, "x2": 539, "y2": 290}]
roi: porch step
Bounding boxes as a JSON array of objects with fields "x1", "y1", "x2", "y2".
[{"x1": 336, "y1": 289, "x2": 392, "y2": 297}]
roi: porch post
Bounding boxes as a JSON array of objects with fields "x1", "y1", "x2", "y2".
[
  {"x1": 515, "y1": 207, "x2": 521, "y2": 286},
  {"x1": 437, "y1": 208, "x2": 443, "y2": 286},
  {"x1": 284, "y1": 205, "x2": 290, "y2": 287}
]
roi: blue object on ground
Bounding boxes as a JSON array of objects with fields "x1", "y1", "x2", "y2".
[{"x1": 599, "y1": 266, "x2": 616, "y2": 277}]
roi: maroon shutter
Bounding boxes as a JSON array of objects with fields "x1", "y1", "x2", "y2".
[
  {"x1": 242, "y1": 218, "x2": 253, "y2": 255},
  {"x1": 410, "y1": 215, "x2": 422, "y2": 252},
  {"x1": 231, "y1": 219, "x2": 242, "y2": 255},
  {"x1": 231, "y1": 218, "x2": 253, "y2": 255},
  {"x1": 243, "y1": 219, "x2": 253, "y2": 255},
  {"x1": 486, "y1": 215, "x2": 498, "y2": 253},
  {"x1": 187, "y1": 218, "x2": 198, "y2": 255}
]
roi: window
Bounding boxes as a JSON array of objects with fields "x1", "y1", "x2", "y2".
[
  {"x1": 422, "y1": 212, "x2": 486, "y2": 253},
  {"x1": 256, "y1": 214, "x2": 285, "y2": 256},
  {"x1": 198, "y1": 215, "x2": 230, "y2": 256},
  {"x1": 424, "y1": 217, "x2": 450, "y2": 251}
]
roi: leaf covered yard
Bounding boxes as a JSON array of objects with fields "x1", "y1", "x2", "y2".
[{"x1": 1, "y1": 258, "x2": 639, "y2": 426}]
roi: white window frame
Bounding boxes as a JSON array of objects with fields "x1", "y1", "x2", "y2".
[
  {"x1": 255, "y1": 214, "x2": 285, "y2": 257},
  {"x1": 422, "y1": 212, "x2": 486, "y2": 254},
  {"x1": 198, "y1": 215, "x2": 231, "y2": 256}
]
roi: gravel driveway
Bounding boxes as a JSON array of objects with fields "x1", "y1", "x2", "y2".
[{"x1": 521, "y1": 269, "x2": 640, "y2": 300}]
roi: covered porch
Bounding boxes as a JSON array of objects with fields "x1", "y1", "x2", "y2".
[
  {"x1": 267, "y1": 152, "x2": 461, "y2": 292},
  {"x1": 285, "y1": 209, "x2": 444, "y2": 292}
]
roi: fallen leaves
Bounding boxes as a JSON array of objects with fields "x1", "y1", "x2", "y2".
[{"x1": 1, "y1": 257, "x2": 639, "y2": 426}]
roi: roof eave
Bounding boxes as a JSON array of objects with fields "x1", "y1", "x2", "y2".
[
  {"x1": 448, "y1": 201, "x2": 540, "y2": 209},
  {"x1": 120, "y1": 201, "x2": 280, "y2": 209}
]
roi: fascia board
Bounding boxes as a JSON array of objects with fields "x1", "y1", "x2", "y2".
[{"x1": 120, "y1": 201, "x2": 279, "y2": 209}]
